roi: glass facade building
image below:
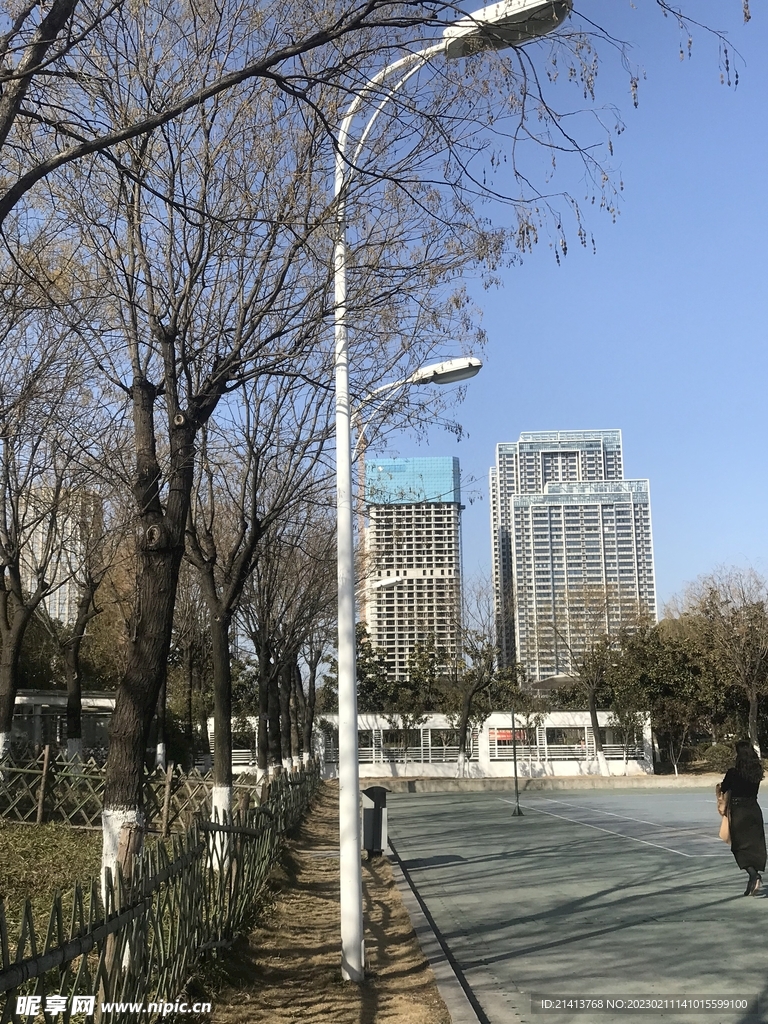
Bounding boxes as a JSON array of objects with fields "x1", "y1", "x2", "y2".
[
  {"x1": 365, "y1": 456, "x2": 461, "y2": 505},
  {"x1": 490, "y1": 430, "x2": 657, "y2": 682},
  {"x1": 363, "y1": 456, "x2": 462, "y2": 683}
]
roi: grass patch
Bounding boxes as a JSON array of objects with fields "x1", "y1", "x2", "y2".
[{"x1": 0, "y1": 821, "x2": 102, "y2": 941}]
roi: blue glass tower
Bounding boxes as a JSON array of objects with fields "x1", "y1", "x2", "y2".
[{"x1": 365, "y1": 456, "x2": 460, "y2": 505}]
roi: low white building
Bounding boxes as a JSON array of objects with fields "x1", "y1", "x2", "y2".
[
  {"x1": 13, "y1": 690, "x2": 114, "y2": 760},
  {"x1": 316, "y1": 710, "x2": 653, "y2": 778}
]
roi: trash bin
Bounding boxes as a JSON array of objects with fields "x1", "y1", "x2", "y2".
[{"x1": 361, "y1": 786, "x2": 388, "y2": 857}]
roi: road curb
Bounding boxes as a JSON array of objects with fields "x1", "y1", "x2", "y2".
[
  {"x1": 388, "y1": 838, "x2": 486, "y2": 1024},
  {"x1": 368, "y1": 774, "x2": 721, "y2": 794}
]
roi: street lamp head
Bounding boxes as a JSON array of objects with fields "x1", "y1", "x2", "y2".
[
  {"x1": 408, "y1": 356, "x2": 483, "y2": 385},
  {"x1": 443, "y1": 0, "x2": 572, "y2": 59}
]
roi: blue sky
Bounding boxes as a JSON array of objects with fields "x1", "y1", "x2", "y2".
[{"x1": 398, "y1": 0, "x2": 767, "y2": 609}]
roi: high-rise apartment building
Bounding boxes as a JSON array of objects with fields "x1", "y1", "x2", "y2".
[
  {"x1": 490, "y1": 430, "x2": 656, "y2": 682},
  {"x1": 363, "y1": 456, "x2": 462, "y2": 682},
  {"x1": 23, "y1": 489, "x2": 104, "y2": 625}
]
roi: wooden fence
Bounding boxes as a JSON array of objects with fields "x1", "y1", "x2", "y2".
[
  {"x1": 0, "y1": 763, "x2": 321, "y2": 1023},
  {"x1": 0, "y1": 750, "x2": 267, "y2": 834}
]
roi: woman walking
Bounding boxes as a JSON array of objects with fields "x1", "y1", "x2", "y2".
[{"x1": 720, "y1": 740, "x2": 767, "y2": 896}]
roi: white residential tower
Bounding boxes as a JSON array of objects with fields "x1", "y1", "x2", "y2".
[{"x1": 490, "y1": 430, "x2": 656, "y2": 683}]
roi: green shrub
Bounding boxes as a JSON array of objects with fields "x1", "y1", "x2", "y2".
[
  {"x1": 704, "y1": 743, "x2": 735, "y2": 774},
  {"x1": 677, "y1": 746, "x2": 701, "y2": 764}
]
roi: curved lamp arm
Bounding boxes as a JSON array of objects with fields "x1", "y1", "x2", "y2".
[{"x1": 333, "y1": 0, "x2": 570, "y2": 986}]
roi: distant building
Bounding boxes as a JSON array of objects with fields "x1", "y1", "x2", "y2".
[
  {"x1": 362, "y1": 456, "x2": 462, "y2": 682},
  {"x1": 490, "y1": 430, "x2": 657, "y2": 683},
  {"x1": 316, "y1": 709, "x2": 653, "y2": 779},
  {"x1": 23, "y1": 489, "x2": 103, "y2": 625},
  {"x1": 12, "y1": 690, "x2": 114, "y2": 761}
]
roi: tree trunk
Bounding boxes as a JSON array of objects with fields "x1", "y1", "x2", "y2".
[
  {"x1": 184, "y1": 641, "x2": 194, "y2": 769},
  {"x1": 210, "y1": 610, "x2": 233, "y2": 822},
  {"x1": 102, "y1": 538, "x2": 180, "y2": 885},
  {"x1": 278, "y1": 663, "x2": 292, "y2": 769},
  {"x1": 257, "y1": 644, "x2": 270, "y2": 778},
  {"x1": 748, "y1": 688, "x2": 761, "y2": 756},
  {"x1": 670, "y1": 725, "x2": 687, "y2": 778},
  {"x1": 64, "y1": 638, "x2": 83, "y2": 765},
  {"x1": 196, "y1": 684, "x2": 212, "y2": 772},
  {"x1": 289, "y1": 660, "x2": 301, "y2": 766},
  {"x1": 293, "y1": 662, "x2": 306, "y2": 763},
  {"x1": 455, "y1": 693, "x2": 473, "y2": 779},
  {"x1": 64, "y1": 587, "x2": 98, "y2": 765},
  {"x1": 0, "y1": 617, "x2": 28, "y2": 758},
  {"x1": 587, "y1": 685, "x2": 608, "y2": 777},
  {"x1": 302, "y1": 654, "x2": 318, "y2": 765},
  {"x1": 267, "y1": 668, "x2": 282, "y2": 768},
  {"x1": 102, "y1": 378, "x2": 194, "y2": 891}
]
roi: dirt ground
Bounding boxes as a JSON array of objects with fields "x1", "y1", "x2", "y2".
[{"x1": 208, "y1": 780, "x2": 451, "y2": 1024}]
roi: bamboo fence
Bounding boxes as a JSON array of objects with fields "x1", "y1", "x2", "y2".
[
  {"x1": 0, "y1": 751, "x2": 266, "y2": 834},
  {"x1": 0, "y1": 763, "x2": 321, "y2": 1023}
]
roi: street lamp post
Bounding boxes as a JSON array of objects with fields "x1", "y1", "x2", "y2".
[
  {"x1": 510, "y1": 702, "x2": 523, "y2": 816},
  {"x1": 334, "y1": 0, "x2": 572, "y2": 983}
]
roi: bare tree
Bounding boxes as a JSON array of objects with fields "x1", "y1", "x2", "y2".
[
  {"x1": 240, "y1": 507, "x2": 337, "y2": 777},
  {"x1": 0, "y1": 0, "x2": 696, "y2": 227},
  {"x1": 45, "y1": 22, "x2": 523, "y2": 878},
  {"x1": 0, "y1": 322, "x2": 104, "y2": 758},
  {"x1": 36, "y1": 501, "x2": 128, "y2": 763},
  {"x1": 2, "y1": 0, "x2": 746, "y2": 885},
  {"x1": 538, "y1": 584, "x2": 646, "y2": 775},
  {"x1": 441, "y1": 578, "x2": 502, "y2": 776},
  {"x1": 185, "y1": 370, "x2": 334, "y2": 818},
  {"x1": 299, "y1": 610, "x2": 337, "y2": 764},
  {"x1": 166, "y1": 563, "x2": 214, "y2": 770}
]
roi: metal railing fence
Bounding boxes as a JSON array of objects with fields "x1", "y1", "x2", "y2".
[{"x1": 488, "y1": 742, "x2": 645, "y2": 761}]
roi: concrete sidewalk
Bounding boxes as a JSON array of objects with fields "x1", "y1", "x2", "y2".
[{"x1": 366, "y1": 773, "x2": 723, "y2": 794}]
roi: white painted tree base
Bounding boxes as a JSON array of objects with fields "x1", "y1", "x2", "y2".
[
  {"x1": 155, "y1": 742, "x2": 166, "y2": 770},
  {"x1": 597, "y1": 750, "x2": 609, "y2": 777},
  {"x1": 0, "y1": 731, "x2": 9, "y2": 780},
  {"x1": 210, "y1": 785, "x2": 232, "y2": 873},
  {"x1": 101, "y1": 808, "x2": 145, "y2": 902},
  {"x1": 211, "y1": 785, "x2": 232, "y2": 823}
]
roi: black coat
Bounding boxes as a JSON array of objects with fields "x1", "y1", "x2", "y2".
[{"x1": 721, "y1": 768, "x2": 767, "y2": 872}]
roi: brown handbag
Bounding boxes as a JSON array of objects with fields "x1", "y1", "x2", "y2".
[{"x1": 716, "y1": 784, "x2": 731, "y2": 843}]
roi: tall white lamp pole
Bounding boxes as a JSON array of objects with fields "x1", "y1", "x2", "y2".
[{"x1": 333, "y1": 0, "x2": 572, "y2": 983}]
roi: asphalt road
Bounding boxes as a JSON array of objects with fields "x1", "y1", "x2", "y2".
[{"x1": 387, "y1": 788, "x2": 767, "y2": 1024}]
